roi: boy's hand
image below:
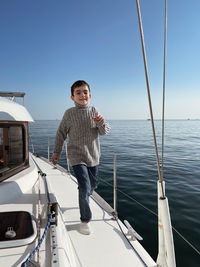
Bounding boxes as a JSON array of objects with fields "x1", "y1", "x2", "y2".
[
  {"x1": 52, "y1": 155, "x2": 60, "y2": 165},
  {"x1": 92, "y1": 115, "x2": 104, "y2": 123}
]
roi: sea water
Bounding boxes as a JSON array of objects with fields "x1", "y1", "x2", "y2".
[{"x1": 29, "y1": 119, "x2": 200, "y2": 267}]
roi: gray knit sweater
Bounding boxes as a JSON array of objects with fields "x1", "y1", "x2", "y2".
[{"x1": 53, "y1": 103, "x2": 110, "y2": 167}]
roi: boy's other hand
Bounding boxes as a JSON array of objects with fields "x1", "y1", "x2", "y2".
[
  {"x1": 52, "y1": 155, "x2": 60, "y2": 165},
  {"x1": 92, "y1": 115, "x2": 104, "y2": 123}
]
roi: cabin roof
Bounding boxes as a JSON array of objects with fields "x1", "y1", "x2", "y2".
[{"x1": 0, "y1": 97, "x2": 34, "y2": 122}]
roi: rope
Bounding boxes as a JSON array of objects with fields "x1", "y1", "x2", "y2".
[{"x1": 22, "y1": 213, "x2": 53, "y2": 267}]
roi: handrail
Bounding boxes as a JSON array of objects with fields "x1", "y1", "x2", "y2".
[
  {"x1": 0, "y1": 92, "x2": 25, "y2": 98},
  {"x1": 0, "y1": 91, "x2": 25, "y2": 105}
]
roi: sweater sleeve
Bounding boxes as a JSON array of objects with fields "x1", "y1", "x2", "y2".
[
  {"x1": 53, "y1": 111, "x2": 69, "y2": 156},
  {"x1": 93, "y1": 107, "x2": 110, "y2": 136},
  {"x1": 96, "y1": 120, "x2": 110, "y2": 135}
]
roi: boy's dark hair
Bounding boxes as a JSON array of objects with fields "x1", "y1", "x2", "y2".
[{"x1": 71, "y1": 80, "x2": 90, "y2": 96}]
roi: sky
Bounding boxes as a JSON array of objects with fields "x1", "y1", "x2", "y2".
[{"x1": 0, "y1": 0, "x2": 200, "y2": 120}]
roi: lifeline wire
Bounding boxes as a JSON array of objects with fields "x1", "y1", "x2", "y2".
[{"x1": 99, "y1": 177, "x2": 200, "y2": 257}]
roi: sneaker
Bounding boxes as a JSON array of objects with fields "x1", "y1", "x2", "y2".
[{"x1": 79, "y1": 222, "x2": 92, "y2": 235}]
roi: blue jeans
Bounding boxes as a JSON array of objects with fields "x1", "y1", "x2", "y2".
[{"x1": 72, "y1": 164, "x2": 99, "y2": 222}]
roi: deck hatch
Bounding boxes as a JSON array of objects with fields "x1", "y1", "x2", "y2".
[{"x1": 0, "y1": 211, "x2": 37, "y2": 248}]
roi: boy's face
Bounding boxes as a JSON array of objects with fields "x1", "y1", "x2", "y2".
[{"x1": 71, "y1": 85, "x2": 91, "y2": 106}]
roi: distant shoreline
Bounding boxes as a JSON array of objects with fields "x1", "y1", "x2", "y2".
[{"x1": 34, "y1": 118, "x2": 200, "y2": 121}]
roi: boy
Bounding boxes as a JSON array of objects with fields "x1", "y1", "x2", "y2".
[{"x1": 52, "y1": 80, "x2": 110, "y2": 235}]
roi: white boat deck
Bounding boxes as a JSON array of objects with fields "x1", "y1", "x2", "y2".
[{"x1": 33, "y1": 155, "x2": 157, "y2": 267}]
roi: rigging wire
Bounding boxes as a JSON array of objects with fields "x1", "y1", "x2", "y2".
[
  {"x1": 161, "y1": 0, "x2": 167, "y2": 181},
  {"x1": 134, "y1": 2, "x2": 200, "y2": 257},
  {"x1": 135, "y1": 0, "x2": 165, "y2": 198}
]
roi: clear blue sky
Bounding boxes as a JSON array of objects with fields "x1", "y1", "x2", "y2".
[{"x1": 0, "y1": 0, "x2": 200, "y2": 120}]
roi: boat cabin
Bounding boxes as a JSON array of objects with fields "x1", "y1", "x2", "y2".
[{"x1": 0, "y1": 92, "x2": 34, "y2": 182}]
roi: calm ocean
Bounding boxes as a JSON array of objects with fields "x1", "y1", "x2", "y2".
[{"x1": 29, "y1": 119, "x2": 200, "y2": 267}]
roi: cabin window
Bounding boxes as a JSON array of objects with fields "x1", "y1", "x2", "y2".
[{"x1": 0, "y1": 122, "x2": 29, "y2": 182}]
